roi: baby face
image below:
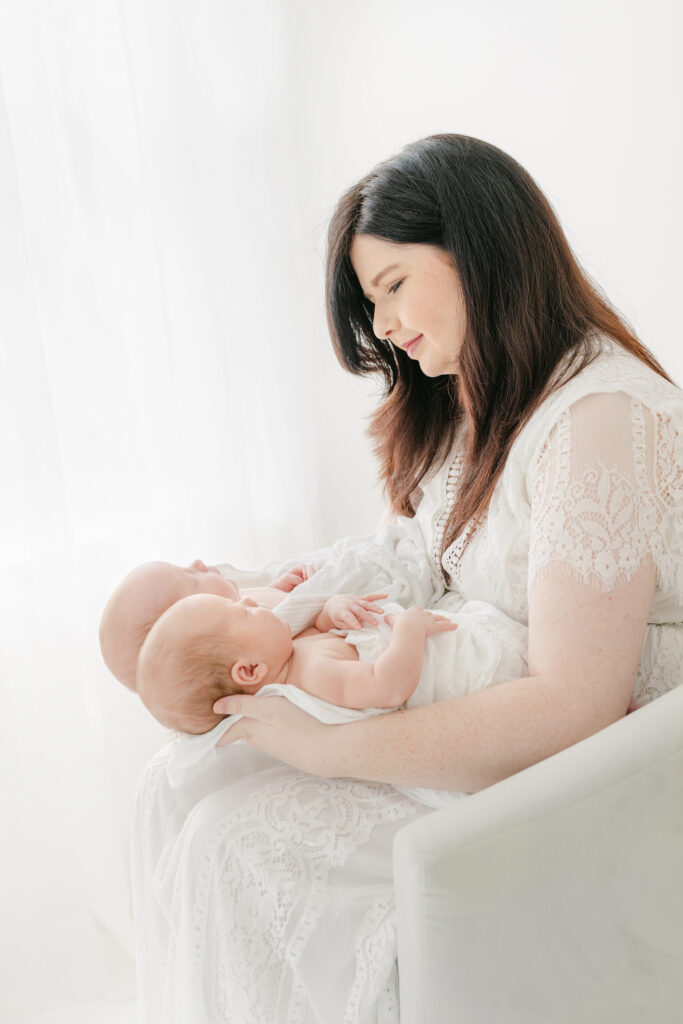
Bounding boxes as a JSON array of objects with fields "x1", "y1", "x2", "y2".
[
  {"x1": 100, "y1": 559, "x2": 240, "y2": 690},
  {"x1": 221, "y1": 595, "x2": 293, "y2": 675},
  {"x1": 172, "y1": 592, "x2": 292, "y2": 679}
]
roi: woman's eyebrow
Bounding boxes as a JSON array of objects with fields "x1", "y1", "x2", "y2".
[{"x1": 371, "y1": 263, "x2": 400, "y2": 287}]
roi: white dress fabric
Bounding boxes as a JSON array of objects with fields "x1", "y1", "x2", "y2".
[{"x1": 132, "y1": 337, "x2": 683, "y2": 1023}]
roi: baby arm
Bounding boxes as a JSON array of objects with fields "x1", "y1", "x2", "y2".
[
  {"x1": 271, "y1": 564, "x2": 318, "y2": 592},
  {"x1": 308, "y1": 607, "x2": 458, "y2": 710},
  {"x1": 314, "y1": 593, "x2": 388, "y2": 632},
  {"x1": 240, "y1": 567, "x2": 318, "y2": 609}
]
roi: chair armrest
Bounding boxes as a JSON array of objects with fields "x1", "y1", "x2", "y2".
[{"x1": 394, "y1": 684, "x2": 683, "y2": 1023}]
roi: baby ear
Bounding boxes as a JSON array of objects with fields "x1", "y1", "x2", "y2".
[{"x1": 231, "y1": 659, "x2": 268, "y2": 690}]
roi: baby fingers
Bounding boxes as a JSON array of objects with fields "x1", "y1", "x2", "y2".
[{"x1": 432, "y1": 620, "x2": 459, "y2": 633}]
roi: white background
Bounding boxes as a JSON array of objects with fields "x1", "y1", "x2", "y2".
[{"x1": 0, "y1": 1, "x2": 681, "y2": 1020}]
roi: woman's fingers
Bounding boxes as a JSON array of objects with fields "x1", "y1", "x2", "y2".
[
  {"x1": 216, "y1": 720, "x2": 245, "y2": 746},
  {"x1": 213, "y1": 695, "x2": 334, "y2": 776}
]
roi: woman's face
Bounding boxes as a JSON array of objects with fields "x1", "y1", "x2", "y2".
[{"x1": 349, "y1": 234, "x2": 467, "y2": 377}]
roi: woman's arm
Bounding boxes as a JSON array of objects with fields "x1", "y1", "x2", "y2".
[{"x1": 216, "y1": 559, "x2": 655, "y2": 791}]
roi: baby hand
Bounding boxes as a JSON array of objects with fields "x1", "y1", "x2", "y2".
[
  {"x1": 324, "y1": 593, "x2": 388, "y2": 630},
  {"x1": 387, "y1": 606, "x2": 459, "y2": 636},
  {"x1": 272, "y1": 564, "x2": 317, "y2": 592}
]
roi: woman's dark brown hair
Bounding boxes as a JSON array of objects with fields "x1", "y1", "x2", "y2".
[{"x1": 326, "y1": 133, "x2": 673, "y2": 558}]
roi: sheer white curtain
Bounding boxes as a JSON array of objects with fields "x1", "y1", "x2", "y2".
[{"x1": 0, "y1": 2, "x2": 326, "y2": 1019}]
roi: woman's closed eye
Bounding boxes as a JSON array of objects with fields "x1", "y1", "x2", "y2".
[{"x1": 388, "y1": 280, "x2": 403, "y2": 295}]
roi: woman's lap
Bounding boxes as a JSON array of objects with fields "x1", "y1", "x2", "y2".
[{"x1": 133, "y1": 741, "x2": 428, "y2": 1023}]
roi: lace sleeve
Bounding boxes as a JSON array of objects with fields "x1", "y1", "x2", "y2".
[{"x1": 528, "y1": 390, "x2": 683, "y2": 597}]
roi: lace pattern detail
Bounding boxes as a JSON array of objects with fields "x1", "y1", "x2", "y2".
[
  {"x1": 529, "y1": 399, "x2": 683, "y2": 595},
  {"x1": 430, "y1": 449, "x2": 464, "y2": 579},
  {"x1": 343, "y1": 894, "x2": 398, "y2": 1024},
  {"x1": 635, "y1": 623, "x2": 683, "y2": 704},
  {"x1": 442, "y1": 517, "x2": 478, "y2": 593},
  {"x1": 428, "y1": 447, "x2": 486, "y2": 594},
  {"x1": 155, "y1": 771, "x2": 420, "y2": 1024},
  {"x1": 652, "y1": 413, "x2": 683, "y2": 598}
]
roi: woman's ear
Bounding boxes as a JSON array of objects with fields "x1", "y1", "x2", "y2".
[{"x1": 231, "y1": 659, "x2": 268, "y2": 690}]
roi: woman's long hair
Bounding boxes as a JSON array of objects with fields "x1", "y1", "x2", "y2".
[{"x1": 326, "y1": 134, "x2": 673, "y2": 557}]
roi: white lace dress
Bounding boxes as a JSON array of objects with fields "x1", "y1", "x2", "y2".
[{"x1": 132, "y1": 338, "x2": 683, "y2": 1023}]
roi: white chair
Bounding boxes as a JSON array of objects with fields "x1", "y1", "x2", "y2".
[{"x1": 394, "y1": 684, "x2": 683, "y2": 1024}]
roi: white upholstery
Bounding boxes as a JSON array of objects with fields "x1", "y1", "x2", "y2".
[{"x1": 394, "y1": 685, "x2": 683, "y2": 1023}]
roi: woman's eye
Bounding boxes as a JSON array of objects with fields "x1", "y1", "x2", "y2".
[{"x1": 388, "y1": 280, "x2": 403, "y2": 295}]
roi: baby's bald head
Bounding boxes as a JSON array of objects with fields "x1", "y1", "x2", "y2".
[{"x1": 99, "y1": 560, "x2": 239, "y2": 689}]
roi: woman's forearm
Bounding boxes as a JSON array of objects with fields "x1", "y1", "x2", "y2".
[{"x1": 326, "y1": 672, "x2": 622, "y2": 793}]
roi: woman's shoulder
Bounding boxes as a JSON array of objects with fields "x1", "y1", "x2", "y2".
[
  {"x1": 549, "y1": 336, "x2": 679, "y2": 413},
  {"x1": 514, "y1": 336, "x2": 682, "y2": 466}
]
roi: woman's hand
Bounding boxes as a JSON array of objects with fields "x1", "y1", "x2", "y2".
[
  {"x1": 213, "y1": 694, "x2": 340, "y2": 777},
  {"x1": 323, "y1": 592, "x2": 388, "y2": 630}
]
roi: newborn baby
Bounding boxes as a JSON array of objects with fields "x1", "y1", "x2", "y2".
[
  {"x1": 99, "y1": 559, "x2": 313, "y2": 690},
  {"x1": 136, "y1": 590, "x2": 529, "y2": 734}
]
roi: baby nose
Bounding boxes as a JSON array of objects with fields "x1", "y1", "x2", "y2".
[
  {"x1": 190, "y1": 559, "x2": 208, "y2": 572},
  {"x1": 241, "y1": 596, "x2": 257, "y2": 608}
]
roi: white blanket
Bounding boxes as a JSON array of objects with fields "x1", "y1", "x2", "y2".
[{"x1": 266, "y1": 514, "x2": 453, "y2": 635}]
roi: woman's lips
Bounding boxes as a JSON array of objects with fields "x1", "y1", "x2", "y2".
[{"x1": 404, "y1": 334, "x2": 423, "y2": 357}]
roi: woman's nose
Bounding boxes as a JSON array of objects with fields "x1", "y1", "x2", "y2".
[{"x1": 372, "y1": 305, "x2": 400, "y2": 342}]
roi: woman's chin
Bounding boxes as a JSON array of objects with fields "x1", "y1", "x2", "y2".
[{"x1": 417, "y1": 359, "x2": 456, "y2": 378}]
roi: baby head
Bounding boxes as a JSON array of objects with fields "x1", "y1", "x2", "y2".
[
  {"x1": 136, "y1": 592, "x2": 293, "y2": 734},
  {"x1": 99, "y1": 560, "x2": 240, "y2": 691}
]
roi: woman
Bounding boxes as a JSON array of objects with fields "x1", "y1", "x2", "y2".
[{"x1": 133, "y1": 135, "x2": 683, "y2": 1023}]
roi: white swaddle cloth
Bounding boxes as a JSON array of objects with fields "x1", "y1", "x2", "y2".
[
  {"x1": 165, "y1": 600, "x2": 528, "y2": 809},
  {"x1": 237, "y1": 515, "x2": 449, "y2": 636}
]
